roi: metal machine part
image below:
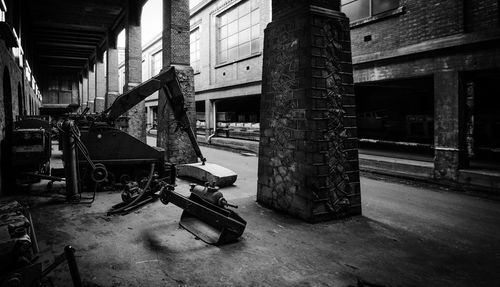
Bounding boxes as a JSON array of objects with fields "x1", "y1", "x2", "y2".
[
  {"x1": 189, "y1": 183, "x2": 238, "y2": 208},
  {"x1": 159, "y1": 183, "x2": 246, "y2": 245}
]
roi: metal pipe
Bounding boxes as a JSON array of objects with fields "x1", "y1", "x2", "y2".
[
  {"x1": 61, "y1": 119, "x2": 79, "y2": 201},
  {"x1": 208, "y1": 100, "x2": 216, "y2": 144},
  {"x1": 64, "y1": 245, "x2": 83, "y2": 287}
]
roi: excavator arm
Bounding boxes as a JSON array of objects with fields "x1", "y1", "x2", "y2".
[{"x1": 101, "y1": 66, "x2": 206, "y2": 164}]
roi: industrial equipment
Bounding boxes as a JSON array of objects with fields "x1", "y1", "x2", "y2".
[
  {"x1": 0, "y1": 200, "x2": 82, "y2": 287},
  {"x1": 56, "y1": 66, "x2": 245, "y2": 244},
  {"x1": 11, "y1": 116, "x2": 52, "y2": 184},
  {"x1": 159, "y1": 182, "x2": 246, "y2": 245}
]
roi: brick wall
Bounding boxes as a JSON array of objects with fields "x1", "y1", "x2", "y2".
[
  {"x1": 464, "y1": 0, "x2": 499, "y2": 32},
  {"x1": 0, "y1": 39, "x2": 38, "y2": 195},
  {"x1": 258, "y1": 5, "x2": 361, "y2": 222},
  {"x1": 350, "y1": 0, "x2": 499, "y2": 57}
]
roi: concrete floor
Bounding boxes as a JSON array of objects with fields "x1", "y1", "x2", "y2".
[{"x1": 10, "y1": 146, "x2": 500, "y2": 286}]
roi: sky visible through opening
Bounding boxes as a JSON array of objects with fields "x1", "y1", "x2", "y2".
[{"x1": 117, "y1": 0, "x2": 203, "y2": 48}]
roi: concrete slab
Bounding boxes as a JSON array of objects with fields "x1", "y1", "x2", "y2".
[{"x1": 177, "y1": 162, "x2": 237, "y2": 187}]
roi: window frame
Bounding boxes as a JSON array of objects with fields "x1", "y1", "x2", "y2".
[
  {"x1": 150, "y1": 50, "x2": 162, "y2": 78},
  {"x1": 190, "y1": 27, "x2": 201, "y2": 73},
  {"x1": 216, "y1": 0, "x2": 261, "y2": 65},
  {"x1": 341, "y1": 0, "x2": 400, "y2": 22}
]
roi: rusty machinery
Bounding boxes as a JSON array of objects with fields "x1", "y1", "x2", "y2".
[{"x1": 56, "y1": 67, "x2": 246, "y2": 245}]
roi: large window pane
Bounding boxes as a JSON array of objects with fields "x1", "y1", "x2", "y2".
[
  {"x1": 219, "y1": 51, "x2": 227, "y2": 63},
  {"x1": 342, "y1": 0, "x2": 370, "y2": 21},
  {"x1": 228, "y1": 47, "x2": 238, "y2": 61},
  {"x1": 220, "y1": 26, "x2": 227, "y2": 39},
  {"x1": 220, "y1": 38, "x2": 227, "y2": 51},
  {"x1": 251, "y1": 9, "x2": 260, "y2": 25},
  {"x1": 238, "y1": 1, "x2": 250, "y2": 16},
  {"x1": 227, "y1": 9, "x2": 238, "y2": 23},
  {"x1": 251, "y1": 38, "x2": 260, "y2": 53},
  {"x1": 228, "y1": 21, "x2": 238, "y2": 36},
  {"x1": 239, "y1": 14, "x2": 251, "y2": 30},
  {"x1": 220, "y1": 14, "x2": 227, "y2": 25},
  {"x1": 372, "y1": 0, "x2": 399, "y2": 15},
  {"x1": 239, "y1": 41, "x2": 251, "y2": 57},
  {"x1": 251, "y1": 24, "x2": 260, "y2": 39},
  {"x1": 228, "y1": 34, "x2": 238, "y2": 48},
  {"x1": 239, "y1": 28, "x2": 251, "y2": 44}
]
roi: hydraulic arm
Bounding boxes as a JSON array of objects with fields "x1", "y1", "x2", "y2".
[{"x1": 101, "y1": 66, "x2": 206, "y2": 164}]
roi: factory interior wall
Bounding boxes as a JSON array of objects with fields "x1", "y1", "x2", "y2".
[{"x1": 0, "y1": 40, "x2": 38, "y2": 196}]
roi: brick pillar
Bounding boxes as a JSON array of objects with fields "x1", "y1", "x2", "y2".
[
  {"x1": 157, "y1": 0, "x2": 197, "y2": 164},
  {"x1": 434, "y1": 70, "x2": 465, "y2": 180},
  {"x1": 124, "y1": 1, "x2": 146, "y2": 142},
  {"x1": 106, "y1": 35, "x2": 120, "y2": 109},
  {"x1": 94, "y1": 57, "x2": 106, "y2": 112},
  {"x1": 71, "y1": 81, "x2": 79, "y2": 104},
  {"x1": 78, "y1": 78, "x2": 82, "y2": 107},
  {"x1": 82, "y1": 74, "x2": 88, "y2": 109},
  {"x1": 257, "y1": 0, "x2": 361, "y2": 222},
  {"x1": 88, "y1": 65, "x2": 95, "y2": 112}
]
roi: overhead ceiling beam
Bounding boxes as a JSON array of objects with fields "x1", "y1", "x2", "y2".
[
  {"x1": 36, "y1": 42, "x2": 97, "y2": 49},
  {"x1": 33, "y1": 21, "x2": 107, "y2": 33},
  {"x1": 46, "y1": 65, "x2": 82, "y2": 69},
  {"x1": 39, "y1": 55, "x2": 89, "y2": 60}
]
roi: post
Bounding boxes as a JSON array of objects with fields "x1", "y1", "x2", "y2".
[
  {"x1": 257, "y1": 0, "x2": 361, "y2": 221},
  {"x1": 88, "y1": 64, "x2": 95, "y2": 112},
  {"x1": 82, "y1": 73, "x2": 88, "y2": 109},
  {"x1": 106, "y1": 33, "x2": 120, "y2": 109},
  {"x1": 94, "y1": 54, "x2": 106, "y2": 112},
  {"x1": 124, "y1": 0, "x2": 146, "y2": 142},
  {"x1": 158, "y1": 0, "x2": 197, "y2": 164},
  {"x1": 61, "y1": 120, "x2": 79, "y2": 201},
  {"x1": 434, "y1": 70, "x2": 466, "y2": 180}
]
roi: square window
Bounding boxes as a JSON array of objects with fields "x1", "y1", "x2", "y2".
[
  {"x1": 228, "y1": 34, "x2": 238, "y2": 48},
  {"x1": 342, "y1": 0, "x2": 370, "y2": 21},
  {"x1": 238, "y1": 1, "x2": 250, "y2": 16},
  {"x1": 251, "y1": 9, "x2": 260, "y2": 25},
  {"x1": 228, "y1": 47, "x2": 238, "y2": 61},
  {"x1": 220, "y1": 14, "x2": 227, "y2": 25},
  {"x1": 372, "y1": 0, "x2": 399, "y2": 15},
  {"x1": 227, "y1": 9, "x2": 238, "y2": 23},
  {"x1": 239, "y1": 14, "x2": 251, "y2": 30},
  {"x1": 239, "y1": 41, "x2": 251, "y2": 57},
  {"x1": 219, "y1": 51, "x2": 227, "y2": 62},
  {"x1": 220, "y1": 38, "x2": 228, "y2": 51},
  {"x1": 251, "y1": 38, "x2": 260, "y2": 53},
  {"x1": 228, "y1": 21, "x2": 238, "y2": 36},
  {"x1": 239, "y1": 28, "x2": 251, "y2": 44},
  {"x1": 220, "y1": 26, "x2": 227, "y2": 39},
  {"x1": 251, "y1": 24, "x2": 260, "y2": 39}
]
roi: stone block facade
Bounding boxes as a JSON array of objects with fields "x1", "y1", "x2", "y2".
[
  {"x1": 157, "y1": 66, "x2": 198, "y2": 164},
  {"x1": 257, "y1": 3, "x2": 361, "y2": 222}
]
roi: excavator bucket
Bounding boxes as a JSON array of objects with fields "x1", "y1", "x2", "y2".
[{"x1": 160, "y1": 188, "x2": 246, "y2": 245}]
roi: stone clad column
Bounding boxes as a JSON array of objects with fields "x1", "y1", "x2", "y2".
[
  {"x1": 124, "y1": 1, "x2": 146, "y2": 142},
  {"x1": 158, "y1": 0, "x2": 197, "y2": 164},
  {"x1": 82, "y1": 73, "x2": 89, "y2": 109},
  {"x1": 257, "y1": 0, "x2": 361, "y2": 222},
  {"x1": 78, "y1": 77, "x2": 83, "y2": 107},
  {"x1": 106, "y1": 34, "x2": 120, "y2": 109},
  {"x1": 94, "y1": 54, "x2": 106, "y2": 112},
  {"x1": 88, "y1": 65, "x2": 95, "y2": 112},
  {"x1": 434, "y1": 70, "x2": 465, "y2": 180}
]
